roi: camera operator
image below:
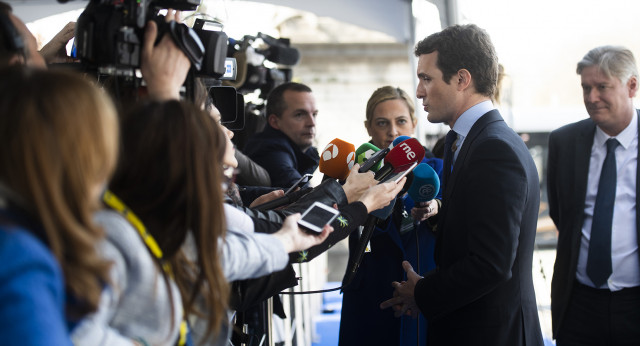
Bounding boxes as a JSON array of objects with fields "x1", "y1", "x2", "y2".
[
  {"x1": 0, "y1": 1, "x2": 47, "y2": 68},
  {"x1": 140, "y1": 9, "x2": 190, "y2": 101}
]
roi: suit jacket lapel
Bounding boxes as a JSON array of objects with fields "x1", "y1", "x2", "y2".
[
  {"x1": 570, "y1": 121, "x2": 595, "y2": 261},
  {"x1": 442, "y1": 109, "x2": 502, "y2": 202},
  {"x1": 435, "y1": 110, "x2": 503, "y2": 262}
]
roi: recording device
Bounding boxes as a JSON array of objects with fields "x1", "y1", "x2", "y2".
[
  {"x1": 375, "y1": 138, "x2": 425, "y2": 181},
  {"x1": 297, "y1": 202, "x2": 340, "y2": 234},
  {"x1": 75, "y1": 0, "x2": 211, "y2": 74},
  {"x1": 251, "y1": 186, "x2": 313, "y2": 212},
  {"x1": 319, "y1": 138, "x2": 356, "y2": 181},
  {"x1": 358, "y1": 147, "x2": 388, "y2": 173},
  {"x1": 407, "y1": 163, "x2": 440, "y2": 202},
  {"x1": 254, "y1": 33, "x2": 300, "y2": 66},
  {"x1": 355, "y1": 143, "x2": 386, "y2": 173},
  {"x1": 379, "y1": 161, "x2": 418, "y2": 184},
  {"x1": 285, "y1": 174, "x2": 313, "y2": 195}
]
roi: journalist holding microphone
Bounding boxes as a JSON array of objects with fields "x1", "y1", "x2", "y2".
[{"x1": 339, "y1": 86, "x2": 443, "y2": 346}]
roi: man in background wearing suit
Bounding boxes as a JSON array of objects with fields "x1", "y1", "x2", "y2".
[
  {"x1": 380, "y1": 24, "x2": 543, "y2": 345},
  {"x1": 547, "y1": 46, "x2": 640, "y2": 345}
]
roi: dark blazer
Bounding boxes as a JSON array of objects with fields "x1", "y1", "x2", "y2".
[
  {"x1": 243, "y1": 125, "x2": 319, "y2": 189},
  {"x1": 338, "y1": 156, "x2": 442, "y2": 346},
  {"x1": 414, "y1": 110, "x2": 543, "y2": 345},
  {"x1": 546, "y1": 110, "x2": 640, "y2": 338}
]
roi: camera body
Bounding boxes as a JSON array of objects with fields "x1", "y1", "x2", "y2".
[{"x1": 75, "y1": 0, "x2": 226, "y2": 77}]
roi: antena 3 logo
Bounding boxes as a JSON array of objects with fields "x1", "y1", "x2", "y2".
[
  {"x1": 322, "y1": 143, "x2": 355, "y2": 171},
  {"x1": 399, "y1": 142, "x2": 416, "y2": 161},
  {"x1": 322, "y1": 143, "x2": 339, "y2": 161},
  {"x1": 346, "y1": 152, "x2": 355, "y2": 170}
]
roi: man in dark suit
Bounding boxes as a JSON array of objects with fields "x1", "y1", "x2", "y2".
[
  {"x1": 547, "y1": 46, "x2": 640, "y2": 346},
  {"x1": 244, "y1": 82, "x2": 320, "y2": 188},
  {"x1": 380, "y1": 24, "x2": 543, "y2": 345}
]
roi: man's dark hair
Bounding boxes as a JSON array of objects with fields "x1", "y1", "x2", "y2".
[
  {"x1": 0, "y1": 1, "x2": 25, "y2": 65},
  {"x1": 266, "y1": 82, "x2": 312, "y2": 118},
  {"x1": 0, "y1": 2, "x2": 11, "y2": 15},
  {"x1": 414, "y1": 24, "x2": 498, "y2": 98}
]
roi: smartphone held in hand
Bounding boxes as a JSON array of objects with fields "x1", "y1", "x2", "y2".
[{"x1": 297, "y1": 201, "x2": 339, "y2": 234}]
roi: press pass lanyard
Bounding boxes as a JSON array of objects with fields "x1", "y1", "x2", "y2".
[{"x1": 102, "y1": 190, "x2": 188, "y2": 346}]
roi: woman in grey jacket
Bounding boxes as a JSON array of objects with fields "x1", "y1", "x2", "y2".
[{"x1": 72, "y1": 100, "x2": 334, "y2": 346}]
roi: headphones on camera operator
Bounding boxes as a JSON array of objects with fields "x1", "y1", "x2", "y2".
[{"x1": 0, "y1": 6, "x2": 26, "y2": 61}]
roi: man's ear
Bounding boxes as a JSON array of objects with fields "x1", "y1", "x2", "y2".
[
  {"x1": 456, "y1": 69, "x2": 472, "y2": 92},
  {"x1": 627, "y1": 75, "x2": 638, "y2": 98},
  {"x1": 268, "y1": 114, "x2": 280, "y2": 130}
]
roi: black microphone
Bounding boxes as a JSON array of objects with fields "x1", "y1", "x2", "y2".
[
  {"x1": 255, "y1": 33, "x2": 300, "y2": 65},
  {"x1": 358, "y1": 147, "x2": 389, "y2": 173},
  {"x1": 256, "y1": 45, "x2": 300, "y2": 66},
  {"x1": 252, "y1": 187, "x2": 313, "y2": 211}
]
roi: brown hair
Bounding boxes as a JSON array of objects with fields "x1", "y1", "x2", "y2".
[
  {"x1": 109, "y1": 100, "x2": 229, "y2": 338},
  {"x1": 266, "y1": 81, "x2": 312, "y2": 118},
  {"x1": 0, "y1": 66, "x2": 117, "y2": 319},
  {"x1": 415, "y1": 24, "x2": 498, "y2": 98}
]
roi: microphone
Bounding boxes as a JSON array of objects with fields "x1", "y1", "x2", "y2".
[
  {"x1": 252, "y1": 187, "x2": 314, "y2": 211},
  {"x1": 407, "y1": 163, "x2": 440, "y2": 203},
  {"x1": 255, "y1": 45, "x2": 300, "y2": 65},
  {"x1": 319, "y1": 138, "x2": 356, "y2": 181},
  {"x1": 343, "y1": 198, "x2": 397, "y2": 289},
  {"x1": 256, "y1": 33, "x2": 300, "y2": 65},
  {"x1": 391, "y1": 135, "x2": 411, "y2": 148},
  {"x1": 355, "y1": 143, "x2": 379, "y2": 165},
  {"x1": 374, "y1": 138, "x2": 425, "y2": 181},
  {"x1": 355, "y1": 143, "x2": 386, "y2": 173}
]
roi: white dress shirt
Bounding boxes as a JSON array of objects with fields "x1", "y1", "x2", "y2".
[
  {"x1": 450, "y1": 100, "x2": 495, "y2": 163},
  {"x1": 576, "y1": 113, "x2": 640, "y2": 290}
]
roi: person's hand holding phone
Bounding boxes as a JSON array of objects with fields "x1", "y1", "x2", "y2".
[
  {"x1": 249, "y1": 189, "x2": 285, "y2": 208},
  {"x1": 285, "y1": 174, "x2": 313, "y2": 195},
  {"x1": 342, "y1": 164, "x2": 376, "y2": 203},
  {"x1": 270, "y1": 213, "x2": 333, "y2": 253}
]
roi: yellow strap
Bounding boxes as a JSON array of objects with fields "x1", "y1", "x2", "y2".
[
  {"x1": 102, "y1": 190, "x2": 188, "y2": 346},
  {"x1": 102, "y1": 190, "x2": 164, "y2": 259},
  {"x1": 178, "y1": 320, "x2": 188, "y2": 346}
]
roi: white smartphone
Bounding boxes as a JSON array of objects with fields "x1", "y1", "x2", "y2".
[
  {"x1": 379, "y1": 161, "x2": 418, "y2": 184},
  {"x1": 297, "y1": 201, "x2": 340, "y2": 234}
]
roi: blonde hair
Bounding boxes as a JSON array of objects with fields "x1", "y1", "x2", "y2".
[
  {"x1": 365, "y1": 86, "x2": 416, "y2": 127},
  {"x1": 0, "y1": 67, "x2": 118, "y2": 318}
]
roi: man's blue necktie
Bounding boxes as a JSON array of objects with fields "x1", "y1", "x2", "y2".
[
  {"x1": 587, "y1": 138, "x2": 619, "y2": 287},
  {"x1": 443, "y1": 130, "x2": 457, "y2": 188}
]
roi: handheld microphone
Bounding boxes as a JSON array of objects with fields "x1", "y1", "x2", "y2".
[
  {"x1": 256, "y1": 33, "x2": 300, "y2": 65},
  {"x1": 407, "y1": 163, "x2": 440, "y2": 203},
  {"x1": 356, "y1": 143, "x2": 379, "y2": 165},
  {"x1": 355, "y1": 143, "x2": 387, "y2": 173},
  {"x1": 375, "y1": 138, "x2": 425, "y2": 181},
  {"x1": 319, "y1": 138, "x2": 356, "y2": 181},
  {"x1": 391, "y1": 135, "x2": 411, "y2": 148}
]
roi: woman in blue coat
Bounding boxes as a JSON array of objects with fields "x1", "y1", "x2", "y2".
[
  {"x1": 0, "y1": 67, "x2": 117, "y2": 345},
  {"x1": 339, "y1": 86, "x2": 442, "y2": 346}
]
